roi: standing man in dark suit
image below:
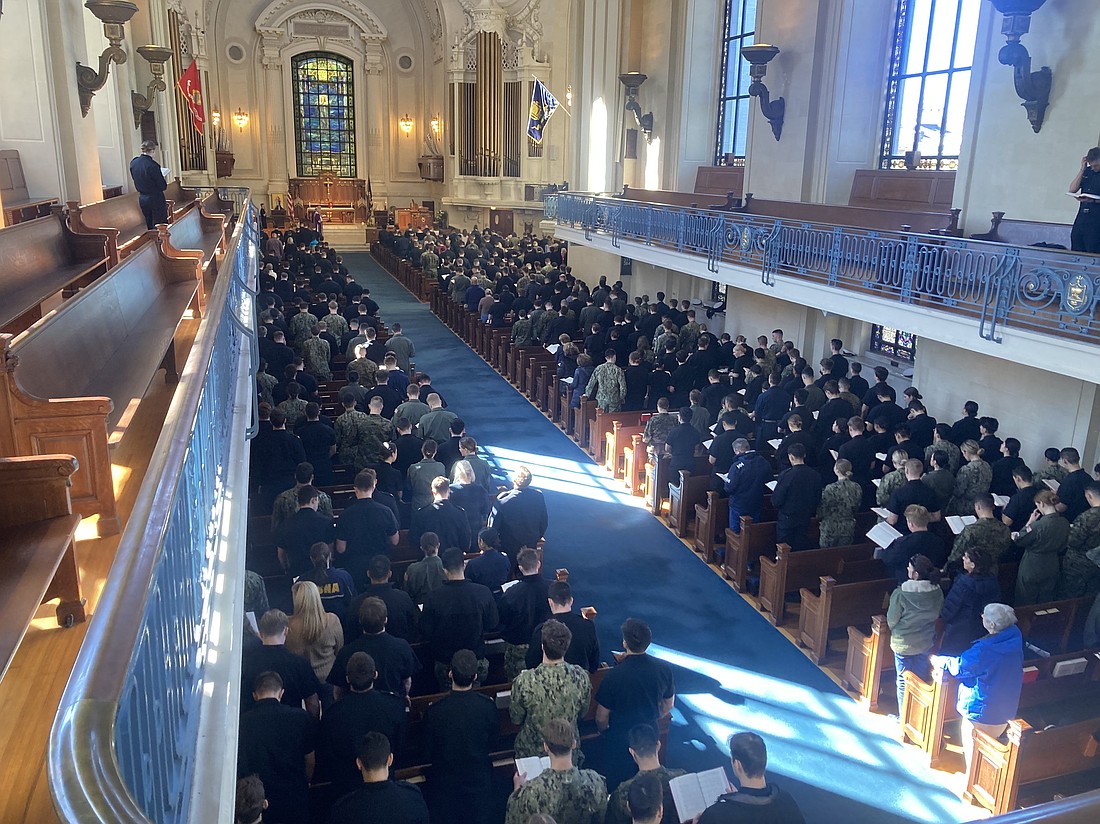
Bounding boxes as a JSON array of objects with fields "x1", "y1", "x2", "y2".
[
  {"x1": 129, "y1": 140, "x2": 168, "y2": 229},
  {"x1": 771, "y1": 444, "x2": 823, "y2": 551}
]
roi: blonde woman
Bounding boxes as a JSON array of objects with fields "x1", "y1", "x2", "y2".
[
  {"x1": 450, "y1": 459, "x2": 490, "y2": 550},
  {"x1": 286, "y1": 580, "x2": 344, "y2": 684},
  {"x1": 947, "y1": 440, "x2": 992, "y2": 516},
  {"x1": 818, "y1": 459, "x2": 862, "y2": 547}
]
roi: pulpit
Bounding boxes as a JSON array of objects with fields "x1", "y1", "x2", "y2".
[
  {"x1": 288, "y1": 175, "x2": 368, "y2": 223},
  {"x1": 395, "y1": 207, "x2": 433, "y2": 231}
]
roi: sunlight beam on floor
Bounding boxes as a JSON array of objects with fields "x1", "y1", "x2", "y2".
[{"x1": 482, "y1": 444, "x2": 649, "y2": 508}]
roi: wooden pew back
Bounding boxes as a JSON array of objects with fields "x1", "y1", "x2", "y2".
[
  {"x1": 758, "y1": 541, "x2": 877, "y2": 625},
  {"x1": 67, "y1": 192, "x2": 153, "y2": 265},
  {"x1": 797, "y1": 575, "x2": 894, "y2": 663},
  {"x1": 737, "y1": 193, "x2": 959, "y2": 235},
  {"x1": 971, "y1": 211, "x2": 1073, "y2": 249},
  {"x1": 847, "y1": 170, "x2": 955, "y2": 212}
]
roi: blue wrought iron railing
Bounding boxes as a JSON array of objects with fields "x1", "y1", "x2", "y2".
[
  {"x1": 49, "y1": 195, "x2": 258, "y2": 822},
  {"x1": 545, "y1": 193, "x2": 1100, "y2": 346}
]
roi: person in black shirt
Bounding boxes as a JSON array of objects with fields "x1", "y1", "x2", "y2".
[
  {"x1": 1002, "y1": 466, "x2": 1038, "y2": 531},
  {"x1": 815, "y1": 381, "x2": 855, "y2": 443},
  {"x1": 297, "y1": 403, "x2": 337, "y2": 485},
  {"x1": 237, "y1": 671, "x2": 316, "y2": 824},
  {"x1": 328, "y1": 597, "x2": 420, "y2": 699},
  {"x1": 882, "y1": 505, "x2": 947, "y2": 582},
  {"x1": 253, "y1": 409, "x2": 307, "y2": 506},
  {"x1": 1057, "y1": 447, "x2": 1091, "y2": 522},
  {"x1": 697, "y1": 732, "x2": 806, "y2": 824},
  {"x1": 595, "y1": 618, "x2": 675, "y2": 790},
  {"x1": 906, "y1": 401, "x2": 936, "y2": 450},
  {"x1": 951, "y1": 400, "x2": 982, "y2": 446},
  {"x1": 435, "y1": 418, "x2": 466, "y2": 473},
  {"x1": 837, "y1": 417, "x2": 877, "y2": 508},
  {"x1": 423, "y1": 650, "x2": 501, "y2": 824},
  {"x1": 317, "y1": 652, "x2": 408, "y2": 799},
  {"x1": 240, "y1": 610, "x2": 322, "y2": 720},
  {"x1": 860, "y1": 367, "x2": 892, "y2": 418},
  {"x1": 274, "y1": 485, "x2": 335, "y2": 578},
  {"x1": 335, "y1": 469, "x2": 399, "y2": 587},
  {"x1": 488, "y1": 466, "x2": 548, "y2": 562},
  {"x1": 848, "y1": 362, "x2": 870, "y2": 401},
  {"x1": 421, "y1": 548, "x2": 499, "y2": 687},
  {"x1": 498, "y1": 548, "x2": 552, "y2": 679},
  {"x1": 411, "y1": 477, "x2": 471, "y2": 552},
  {"x1": 129, "y1": 140, "x2": 168, "y2": 228},
  {"x1": 524, "y1": 581, "x2": 601, "y2": 671},
  {"x1": 771, "y1": 444, "x2": 823, "y2": 551},
  {"x1": 664, "y1": 407, "x2": 703, "y2": 478},
  {"x1": 1070, "y1": 147, "x2": 1100, "y2": 253},
  {"x1": 866, "y1": 387, "x2": 906, "y2": 433},
  {"x1": 327, "y1": 732, "x2": 429, "y2": 824},
  {"x1": 887, "y1": 459, "x2": 943, "y2": 534},
  {"x1": 990, "y1": 438, "x2": 1025, "y2": 498},
  {"x1": 978, "y1": 417, "x2": 1003, "y2": 465},
  {"x1": 345, "y1": 555, "x2": 419, "y2": 641}
]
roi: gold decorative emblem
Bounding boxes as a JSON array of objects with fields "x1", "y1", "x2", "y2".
[{"x1": 1065, "y1": 274, "x2": 1090, "y2": 313}]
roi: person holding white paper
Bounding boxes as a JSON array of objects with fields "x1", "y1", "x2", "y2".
[
  {"x1": 1070, "y1": 147, "x2": 1100, "y2": 253},
  {"x1": 945, "y1": 493, "x2": 1012, "y2": 572},
  {"x1": 695, "y1": 732, "x2": 804, "y2": 823},
  {"x1": 505, "y1": 719, "x2": 607, "y2": 824},
  {"x1": 881, "y1": 505, "x2": 947, "y2": 583},
  {"x1": 605, "y1": 724, "x2": 686, "y2": 824}
]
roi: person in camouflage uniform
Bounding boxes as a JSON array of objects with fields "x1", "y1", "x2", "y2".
[
  {"x1": 1033, "y1": 448, "x2": 1068, "y2": 489},
  {"x1": 256, "y1": 359, "x2": 278, "y2": 407},
  {"x1": 533, "y1": 303, "x2": 557, "y2": 343},
  {"x1": 288, "y1": 299, "x2": 318, "y2": 348},
  {"x1": 947, "y1": 441, "x2": 992, "y2": 516},
  {"x1": 948, "y1": 494, "x2": 1012, "y2": 568},
  {"x1": 347, "y1": 344, "x2": 379, "y2": 389},
  {"x1": 505, "y1": 719, "x2": 607, "y2": 824},
  {"x1": 925, "y1": 424, "x2": 962, "y2": 474},
  {"x1": 1058, "y1": 485, "x2": 1100, "y2": 598},
  {"x1": 361, "y1": 396, "x2": 395, "y2": 465},
  {"x1": 510, "y1": 309, "x2": 534, "y2": 347},
  {"x1": 876, "y1": 450, "x2": 909, "y2": 508},
  {"x1": 301, "y1": 326, "x2": 332, "y2": 381},
  {"x1": 450, "y1": 269, "x2": 471, "y2": 304},
  {"x1": 322, "y1": 301, "x2": 349, "y2": 340},
  {"x1": 818, "y1": 459, "x2": 863, "y2": 547},
  {"x1": 922, "y1": 450, "x2": 956, "y2": 512},
  {"x1": 643, "y1": 398, "x2": 678, "y2": 460},
  {"x1": 509, "y1": 620, "x2": 592, "y2": 763},
  {"x1": 335, "y1": 394, "x2": 373, "y2": 470},
  {"x1": 679, "y1": 311, "x2": 701, "y2": 353},
  {"x1": 605, "y1": 724, "x2": 686, "y2": 824},
  {"x1": 420, "y1": 246, "x2": 439, "y2": 277},
  {"x1": 584, "y1": 350, "x2": 627, "y2": 413},
  {"x1": 272, "y1": 462, "x2": 334, "y2": 530},
  {"x1": 276, "y1": 381, "x2": 309, "y2": 429}
]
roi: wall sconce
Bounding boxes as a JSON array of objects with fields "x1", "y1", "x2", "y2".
[
  {"x1": 618, "y1": 72, "x2": 654, "y2": 143},
  {"x1": 741, "y1": 44, "x2": 785, "y2": 141},
  {"x1": 232, "y1": 107, "x2": 249, "y2": 131},
  {"x1": 129, "y1": 44, "x2": 173, "y2": 129},
  {"x1": 399, "y1": 114, "x2": 414, "y2": 136},
  {"x1": 429, "y1": 114, "x2": 442, "y2": 136},
  {"x1": 76, "y1": 0, "x2": 138, "y2": 117},
  {"x1": 989, "y1": 0, "x2": 1051, "y2": 133}
]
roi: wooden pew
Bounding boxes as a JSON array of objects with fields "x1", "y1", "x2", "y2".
[
  {"x1": 967, "y1": 714, "x2": 1100, "y2": 815},
  {"x1": 605, "y1": 419, "x2": 647, "y2": 478},
  {"x1": 758, "y1": 541, "x2": 879, "y2": 625},
  {"x1": 588, "y1": 410, "x2": 644, "y2": 463},
  {"x1": 0, "y1": 210, "x2": 110, "y2": 334},
  {"x1": 622, "y1": 433, "x2": 647, "y2": 496},
  {"x1": 0, "y1": 454, "x2": 85, "y2": 682},
  {"x1": 796, "y1": 575, "x2": 894, "y2": 664},
  {"x1": 574, "y1": 397, "x2": 597, "y2": 451},
  {"x1": 971, "y1": 211, "x2": 1073, "y2": 249},
  {"x1": 847, "y1": 169, "x2": 955, "y2": 212},
  {"x1": 67, "y1": 191, "x2": 157, "y2": 266},
  {"x1": 667, "y1": 468, "x2": 713, "y2": 537},
  {"x1": 903, "y1": 645, "x2": 1100, "y2": 771},
  {"x1": 163, "y1": 178, "x2": 199, "y2": 218},
  {"x1": 0, "y1": 231, "x2": 205, "y2": 536},
  {"x1": 693, "y1": 492, "x2": 729, "y2": 563},
  {"x1": 165, "y1": 201, "x2": 228, "y2": 279},
  {"x1": 736, "y1": 192, "x2": 960, "y2": 236},
  {"x1": 719, "y1": 503, "x2": 784, "y2": 592},
  {"x1": 616, "y1": 186, "x2": 732, "y2": 210}
]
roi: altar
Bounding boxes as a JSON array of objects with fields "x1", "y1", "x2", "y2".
[{"x1": 288, "y1": 174, "x2": 368, "y2": 223}]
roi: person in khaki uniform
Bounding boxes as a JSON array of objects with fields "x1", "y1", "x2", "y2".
[
  {"x1": 509, "y1": 620, "x2": 591, "y2": 762},
  {"x1": 505, "y1": 720, "x2": 607, "y2": 824}
]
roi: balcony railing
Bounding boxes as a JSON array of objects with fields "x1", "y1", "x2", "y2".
[
  {"x1": 49, "y1": 195, "x2": 258, "y2": 823},
  {"x1": 545, "y1": 193, "x2": 1100, "y2": 348}
]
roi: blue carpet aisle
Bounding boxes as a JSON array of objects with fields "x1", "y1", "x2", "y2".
[{"x1": 345, "y1": 252, "x2": 979, "y2": 823}]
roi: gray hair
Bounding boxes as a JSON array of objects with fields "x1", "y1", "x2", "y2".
[
  {"x1": 732, "y1": 438, "x2": 751, "y2": 454},
  {"x1": 982, "y1": 603, "x2": 1017, "y2": 634}
]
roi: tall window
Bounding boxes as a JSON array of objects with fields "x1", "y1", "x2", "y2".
[
  {"x1": 870, "y1": 325, "x2": 917, "y2": 363},
  {"x1": 880, "y1": 0, "x2": 980, "y2": 170},
  {"x1": 713, "y1": 0, "x2": 757, "y2": 164},
  {"x1": 293, "y1": 52, "x2": 356, "y2": 177}
]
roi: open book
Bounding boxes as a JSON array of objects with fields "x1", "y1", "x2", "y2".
[
  {"x1": 669, "y1": 768, "x2": 729, "y2": 823},
  {"x1": 1043, "y1": 478, "x2": 1060, "y2": 492},
  {"x1": 737, "y1": 388, "x2": 747, "y2": 395},
  {"x1": 767, "y1": 439, "x2": 782, "y2": 449},
  {"x1": 545, "y1": 343, "x2": 561, "y2": 354},
  {"x1": 872, "y1": 478, "x2": 882, "y2": 488},
  {"x1": 703, "y1": 439, "x2": 714, "y2": 449},
  {"x1": 946, "y1": 515, "x2": 977, "y2": 535},
  {"x1": 1068, "y1": 191, "x2": 1100, "y2": 201},
  {"x1": 866, "y1": 521, "x2": 903, "y2": 548},
  {"x1": 515, "y1": 756, "x2": 551, "y2": 781},
  {"x1": 993, "y1": 494, "x2": 1010, "y2": 508},
  {"x1": 871, "y1": 506, "x2": 892, "y2": 519}
]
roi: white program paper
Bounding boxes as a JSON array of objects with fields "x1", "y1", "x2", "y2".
[
  {"x1": 1043, "y1": 478, "x2": 1060, "y2": 492},
  {"x1": 866, "y1": 521, "x2": 903, "y2": 548},
  {"x1": 545, "y1": 344, "x2": 561, "y2": 354},
  {"x1": 766, "y1": 480, "x2": 778, "y2": 491},
  {"x1": 946, "y1": 515, "x2": 977, "y2": 535},
  {"x1": 871, "y1": 506, "x2": 892, "y2": 519},
  {"x1": 993, "y1": 494, "x2": 1010, "y2": 508},
  {"x1": 669, "y1": 768, "x2": 729, "y2": 823},
  {"x1": 767, "y1": 439, "x2": 782, "y2": 449},
  {"x1": 515, "y1": 756, "x2": 551, "y2": 781}
]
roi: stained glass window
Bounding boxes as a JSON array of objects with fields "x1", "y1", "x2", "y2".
[
  {"x1": 293, "y1": 52, "x2": 356, "y2": 178},
  {"x1": 880, "y1": 0, "x2": 980, "y2": 170},
  {"x1": 714, "y1": 0, "x2": 756, "y2": 164},
  {"x1": 870, "y1": 324, "x2": 917, "y2": 362}
]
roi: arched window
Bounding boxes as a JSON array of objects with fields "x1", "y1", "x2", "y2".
[
  {"x1": 713, "y1": 0, "x2": 757, "y2": 165},
  {"x1": 293, "y1": 52, "x2": 356, "y2": 177},
  {"x1": 879, "y1": 0, "x2": 980, "y2": 170}
]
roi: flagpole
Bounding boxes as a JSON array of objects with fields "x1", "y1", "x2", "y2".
[{"x1": 531, "y1": 75, "x2": 572, "y2": 117}]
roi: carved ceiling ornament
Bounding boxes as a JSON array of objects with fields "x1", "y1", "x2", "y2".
[{"x1": 452, "y1": 0, "x2": 543, "y2": 66}]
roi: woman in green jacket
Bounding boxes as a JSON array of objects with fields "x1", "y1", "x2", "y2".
[
  {"x1": 1013, "y1": 489, "x2": 1070, "y2": 606},
  {"x1": 887, "y1": 554, "x2": 945, "y2": 714}
]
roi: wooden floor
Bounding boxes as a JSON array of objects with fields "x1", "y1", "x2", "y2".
[{"x1": 0, "y1": 316, "x2": 201, "y2": 823}]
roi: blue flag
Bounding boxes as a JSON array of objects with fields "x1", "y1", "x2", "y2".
[{"x1": 527, "y1": 78, "x2": 559, "y2": 144}]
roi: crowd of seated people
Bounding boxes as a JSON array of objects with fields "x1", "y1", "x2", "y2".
[{"x1": 239, "y1": 222, "x2": 1099, "y2": 822}]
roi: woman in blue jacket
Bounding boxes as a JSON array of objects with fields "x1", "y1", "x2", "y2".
[
  {"x1": 932, "y1": 602, "x2": 1024, "y2": 772},
  {"x1": 939, "y1": 546, "x2": 1001, "y2": 655}
]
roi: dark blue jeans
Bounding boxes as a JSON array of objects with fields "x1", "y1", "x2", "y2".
[{"x1": 894, "y1": 652, "x2": 931, "y2": 715}]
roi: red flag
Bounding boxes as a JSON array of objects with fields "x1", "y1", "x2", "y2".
[{"x1": 176, "y1": 59, "x2": 206, "y2": 133}]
